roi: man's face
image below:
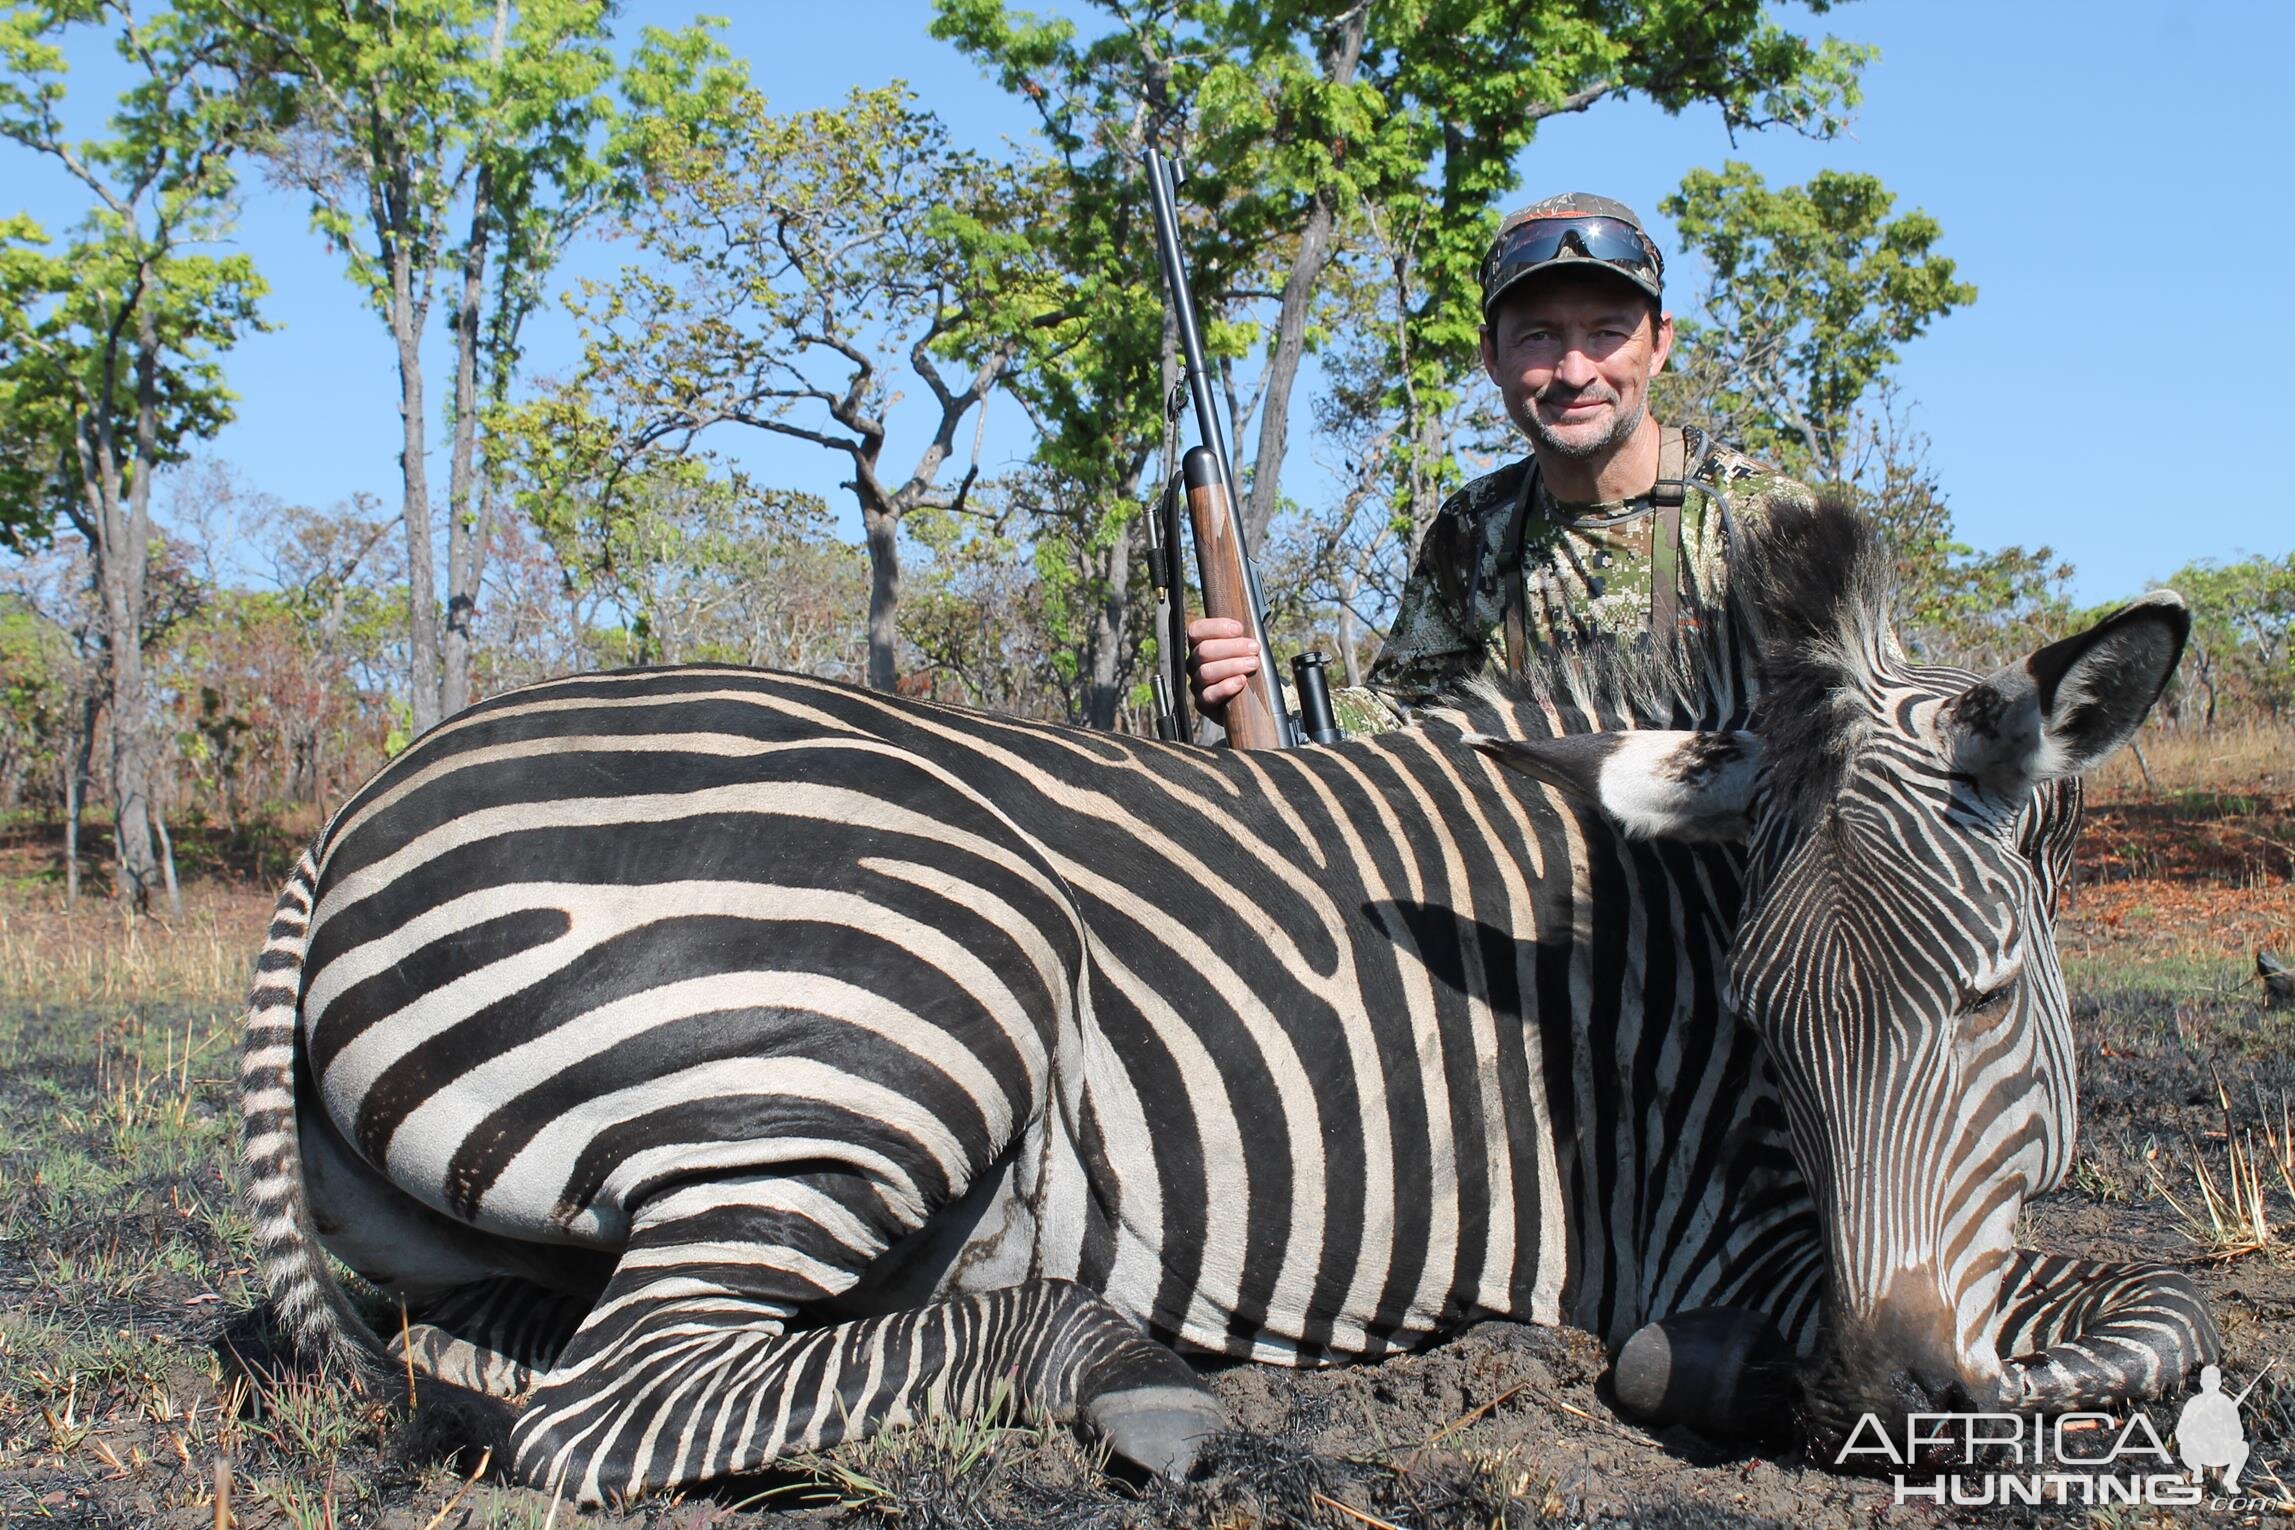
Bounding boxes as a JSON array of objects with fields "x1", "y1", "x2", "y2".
[{"x1": 1479, "y1": 270, "x2": 1674, "y2": 462}]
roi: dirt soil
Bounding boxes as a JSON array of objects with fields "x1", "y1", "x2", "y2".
[{"x1": 2, "y1": 781, "x2": 2292, "y2": 1529}]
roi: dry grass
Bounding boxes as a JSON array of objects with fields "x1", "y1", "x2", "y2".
[
  {"x1": 0, "y1": 881, "x2": 272, "y2": 1011},
  {"x1": 0, "y1": 877, "x2": 517, "y2": 1527},
  {"x1": 2089, "y1": 720, "x2": 2295, "y2": 800},
  {"x1": 2150, "y1": 1079, "x2": 2295, "y2": 1263},
  {"x1": 0, "y1": 878, "x2": 1137, "y2": 1529},
  {"x1": 2061, "y1": 722, "x2": 2295, "y2": 982}
]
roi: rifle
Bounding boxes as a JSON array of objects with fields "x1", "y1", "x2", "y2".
[{"x1": 1142, "y1": 142, "x2": 1342, "y2": 749}]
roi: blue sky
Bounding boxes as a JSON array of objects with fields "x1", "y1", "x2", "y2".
[{"x1": 10, "y1": 1, "x2": 2292, "y2": 602}]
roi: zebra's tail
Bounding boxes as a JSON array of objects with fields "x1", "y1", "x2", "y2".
[{"x1": 238, "y1": 846, "x2": 386, "y2": 1381}]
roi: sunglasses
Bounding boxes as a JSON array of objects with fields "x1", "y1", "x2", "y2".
[{"x1": 1483, "y1": 216, "x2": 1661, "y2": 291}]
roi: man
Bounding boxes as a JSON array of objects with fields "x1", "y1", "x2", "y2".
[{"x1": 1186, "y1": 191, "x2": 1815, "y2": 731}]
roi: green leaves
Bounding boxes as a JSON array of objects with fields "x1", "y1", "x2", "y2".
[
  {"x1": 1664, "y1": 160, "x2": 1974, "y2": 480},
  {"x1": 924, "y1": 0, "x2": 1884, "y2": 717},
  {"x1": 1657, "y1": 163, "x2": 2052, "y2": 668},
  {"x1": 0, "y1": 0, "x2": 268, "y2": 551},
  {"x1": 204, "y1": 0, "x2": 637, "y2": 306},
  {"x1": 0, "y1": 223, "x2": 267, "y2": 541}
]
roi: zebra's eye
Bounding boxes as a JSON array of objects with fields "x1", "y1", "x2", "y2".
[{"x1": 1957, "y1": 982, "x2": 2016, "y2": 1020}]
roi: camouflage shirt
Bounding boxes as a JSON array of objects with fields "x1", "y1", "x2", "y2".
[{"x1": 1330, "y1": 425, "x2": 1817, "y2": 734}]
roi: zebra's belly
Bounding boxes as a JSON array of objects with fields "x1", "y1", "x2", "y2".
[{"x1": 822, "y1": 1136, "x2": 1434, "y2": 1367}]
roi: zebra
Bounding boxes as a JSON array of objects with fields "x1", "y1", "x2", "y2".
[{"x1": 238, "y1": 501, "x2": 2214, "y2": 1503}]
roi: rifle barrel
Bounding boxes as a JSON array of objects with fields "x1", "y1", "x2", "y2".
[
  {"x1": 1144, "y1": 142, "x2": 1297, "y2": 747},
  {"x1": 2229, "y1": 1357, "x2": 2278, "y2": 1407}
]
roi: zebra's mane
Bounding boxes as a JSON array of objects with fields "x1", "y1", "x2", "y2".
[
  {"x1": 1422, "y1": 611, "x2": 1746, "y2": 746},
  {"x1": 1421, "y1": 491, "x2": 1899, "y2": 799},
  {"x1": 1733, "y1": 490, "x2": 1900, "y2": 806}
]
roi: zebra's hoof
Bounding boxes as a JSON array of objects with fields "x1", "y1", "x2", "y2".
[
  {"x1": 1087, "y1": 1382, "x2": 1223, "y2": 1478},
  {"x1": 1612, "y1": 1307, "x2": 1791, "y2": 1439}
]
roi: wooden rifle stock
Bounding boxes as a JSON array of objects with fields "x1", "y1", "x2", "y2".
[{"x1": 1182, "y1": 447, "x2": 1283, "y2": 749}]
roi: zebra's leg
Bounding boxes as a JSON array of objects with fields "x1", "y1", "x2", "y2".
[
  {"x1": 1993, "y1": 1250, "x2": 2219, "y2": 1410},
  {"x1": 515, "y1": 1277, "x2": 1212, "y2": 1504},
  {"x1": 506, "y1": 1175, "x2": 1218, "y2": 1504},
  {"x1": 388, "y1": 1278, "x2": 594, "y2": 1399}
]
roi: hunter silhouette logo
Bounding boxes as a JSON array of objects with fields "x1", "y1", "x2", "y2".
[{"x1": 2176, "y1": 1361, "x2": 2267, "y2": 1492}]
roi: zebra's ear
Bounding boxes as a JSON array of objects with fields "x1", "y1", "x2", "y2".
[
  {"x1": 1938, "y1": 590, "x2": 2190, "y2": 794},
  {"x1": 1467, "y1": 730, "x2": 1761, "y2": 842}
]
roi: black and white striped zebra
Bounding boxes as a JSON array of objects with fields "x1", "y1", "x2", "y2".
[{"x1": 238, "y1": 501, "x2": 2214, "y2": 1503}]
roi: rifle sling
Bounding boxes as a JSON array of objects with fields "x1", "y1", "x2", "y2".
[
  {"x1": 1502, "y1": 462, "x2": 1537, "y2": 676},
  {"x1": 1650, "y1": 424, "x2": 1688, "y2": 639}
]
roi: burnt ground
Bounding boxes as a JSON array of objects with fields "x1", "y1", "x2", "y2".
[{"x1": 1, "y1": 779, "x2": 2292, "y2": 1529}]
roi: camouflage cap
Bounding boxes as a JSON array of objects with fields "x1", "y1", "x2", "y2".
[{"x1": 1480, "y1": 191, "x2": 1665, "y2": 318}]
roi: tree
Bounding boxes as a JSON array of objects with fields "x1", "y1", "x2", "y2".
[
  {"x1": 937, "y1": 0, "x2": 1873, "y2": 554},
  {"x1": 2153, "y1": 553, "x2": 2295, "y2": 728},
  {"x1": 0, "y1": 547, "x2": 101, "y2": 895},
  {"x1": 900, "y1": 496, "x2": 1062, "y2": 716},
  {"x1": 205, "y1": 490, "x2": 401, "y2": 809},
  {"x1": 0, "y1": 0, "x2": 267, "y2": 912},
  {"x1": 1655, "y1": 164, "x2": 2035, "y2": 660},
  {"x1": 526, "y1": 455, "x2": 870, "y2": 676},
  {"x1": 526, "y1": 83, "x2": 1026, "y2": 693},
  {"x1": 900, "y1": 466, "x2": 1177, "y2": 726},
  {"x1": 207, "y1": 0, "x2": 738, "y2": 732},
  {"x1": 929, "y1": 1, "x2": 1870, "y2": 727},
  {"x1": 1662, "y1": 161, "x2": 1974, "y2": 484}
]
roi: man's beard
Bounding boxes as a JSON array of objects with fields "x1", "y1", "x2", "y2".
[{"x1": 1517, "y1": 386, "x2": 1646, "y2": 462}]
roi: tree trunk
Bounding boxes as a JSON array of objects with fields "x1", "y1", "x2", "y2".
[
  {"x1": 1239, "y1": 6, "x2": 1369, "y2": 552},
  {"x1": 1084, "y1": 512, "x2": 1136, "y2": 728},
  {"x1": 63, "y1": 769, "x2": 77, "y2": 903},
  {"x1": 102, "y1": 589, "x2": 159, "y2": 912},
  {"x1": 862, "y1": 500, "x2": 901, "y2": 692},
  {"x1": 1337, "y1": 568, "x2": 1363, "y2": 689},
  {"x1": 64, "y1": 693, "x2": 95, "y2": 904},
  {"x1": 93, "y1": 304, "x2": 166, "y2": 913},
  {"x1": 154, "y1": 810, "x2": 181, "y2": 919},
  {"x1": 1243, "y1": 194, "x2": 1336, "y2": 550},
  {"x1": 1406, "y1": 405, "x2": 1448, "y2": 557},
  {"x1": 449, "y1": 474, "x2": 501, "y2": 707},
  {"x1": 393, "y1": 249, "x2": 441, "y2": 736},
  {"x1": 440, "y1": 163, "x2": 492, "y2": 720},
  {"x1": 440, "y1": 7, "x2": 507, "y2": 718}
]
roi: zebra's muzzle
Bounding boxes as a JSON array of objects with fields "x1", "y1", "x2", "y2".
[
  {"x1": 1796, "y1": 1255, "x2": 2221, "y2": 1470},
  {"x1": 1787, "y1": 1278, "x2": 2012, "y2": 1469},
  {"x1": 1793, "y1": 1355, "x2": 1985, "y2": 1473}
]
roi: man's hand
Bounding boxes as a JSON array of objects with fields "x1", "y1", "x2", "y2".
[{"x1": 1184, "y1": 616, "x2": 1261, "y2": 719}]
